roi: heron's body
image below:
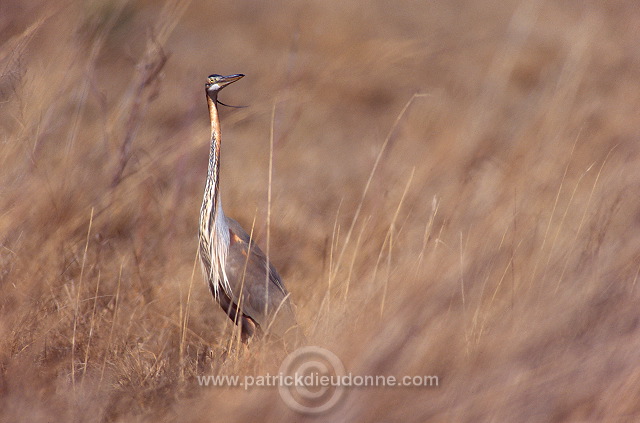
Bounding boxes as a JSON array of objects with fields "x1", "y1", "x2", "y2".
[{"x1": 198, "y1": 74, "x2": 301, "y2": 343}]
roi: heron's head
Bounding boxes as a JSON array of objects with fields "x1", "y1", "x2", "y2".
[{"x1": 206, "y1": 74, "x2": 244, "y2": 97}]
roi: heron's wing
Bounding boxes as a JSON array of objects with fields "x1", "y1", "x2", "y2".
[
  {"x1": 224, "y1": 217, "x2": 288, "y2": 295},
  {"x1": 224, "y1": 217, "x2": 298, "y2": 337}
]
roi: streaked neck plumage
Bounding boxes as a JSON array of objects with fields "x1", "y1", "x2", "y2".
[
  {"x1": 199, "y1": 90, "x2": 230, "y2": 298},
  {"x1": 206, "y1": 94, "x2": 221, "y2": 213}
]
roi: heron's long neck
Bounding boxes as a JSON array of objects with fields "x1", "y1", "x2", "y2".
[{"x1": 202, "y1": 95, "x2": 223, "y2": 230}]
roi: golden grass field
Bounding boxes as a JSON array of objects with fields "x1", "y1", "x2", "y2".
[{"x1": 2, "y1": 0, "x2": 640, "y2": 421}]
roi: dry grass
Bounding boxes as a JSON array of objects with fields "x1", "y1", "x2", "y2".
[{"x1": 2, "y1": 0, "x2": 640, "y2": 421}]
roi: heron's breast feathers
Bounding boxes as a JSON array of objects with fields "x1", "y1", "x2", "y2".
[{"x1": 199, "y1": 201, "x2": 232, "y2": 300}]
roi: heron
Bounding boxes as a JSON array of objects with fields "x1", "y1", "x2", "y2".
[{"x1": 198, "y1": 73, "x2": 302, "y2": 345}]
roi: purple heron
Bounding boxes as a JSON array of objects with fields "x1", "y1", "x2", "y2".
[{"x1": 198, "y1": 74, "x2": 303, "y2": 345}]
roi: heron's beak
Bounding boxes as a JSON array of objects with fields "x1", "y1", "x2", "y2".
[{"x1": 218, "y1": 74, "x2": 244, "y2": 87}]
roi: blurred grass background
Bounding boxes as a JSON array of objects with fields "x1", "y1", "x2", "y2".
[{"x1": 1, "y1": 0, "x2": 640, "y2": 421}]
